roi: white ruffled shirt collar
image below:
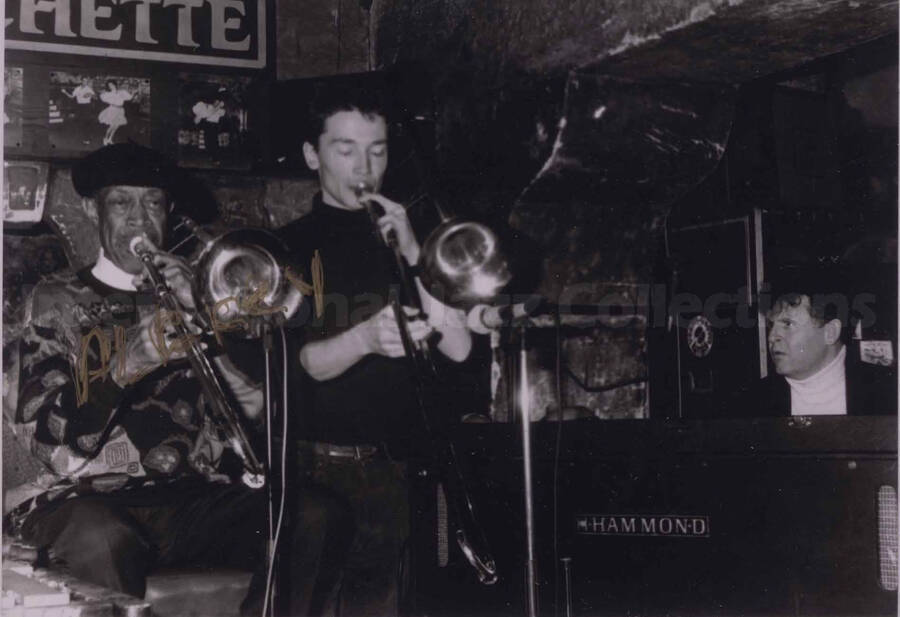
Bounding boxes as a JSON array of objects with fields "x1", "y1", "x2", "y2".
[
  {"x1": 91, "y1": 248, "x2": 137, "y2": 291},
  {"x1": 785, "y1": 345, "x2": 847, "y2": 415}
]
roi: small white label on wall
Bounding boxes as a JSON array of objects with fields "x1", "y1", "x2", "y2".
[{"x1": 860, "y1": 341, "x2": 894, "y2": 366}]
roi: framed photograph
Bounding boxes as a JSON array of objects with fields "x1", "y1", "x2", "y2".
[
  {"x1": 4, "y1": 67, "x2": 24, "y2": 149},
  {"x1": 3, "y1": 161, "x2": 49, "y2": 224},
  {"x1": 48, "y1": 71, "x2": 151, "y2": 152},
  {"x1": 178, "y1": 74, "x2": 252, "y2": 169}
]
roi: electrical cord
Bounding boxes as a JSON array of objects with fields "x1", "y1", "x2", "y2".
[
  {"x1": 265, "y1": 337, "x2": 274, "y2": 557},
  {"x1": 261, "y1": 334, "x2": 275, "y2": 617},
  {"x1": 562, "y1": 363, "x2": 647, "y2": 393},
  {"x1": 552, "y1": 307, "x2": 563, "y2": 617},
  {"x1": 261, "y1": 327, "x2": 289, "y2": 617}
]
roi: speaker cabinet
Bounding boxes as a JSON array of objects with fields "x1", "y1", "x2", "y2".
[{"x1": 663, "y1": 214, "x2": 765, "y2": 419}]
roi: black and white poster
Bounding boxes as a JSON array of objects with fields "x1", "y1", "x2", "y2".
[
  {"x1": 48, "y1": 71, "x2": 151, "y2": 152},
  {"x1": 177, "y1": 74, "x2": 252, "y2": 169}
]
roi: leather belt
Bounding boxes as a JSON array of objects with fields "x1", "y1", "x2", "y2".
[{"x1": 311, "y1": 442, "x2": 380, "y2": 460}]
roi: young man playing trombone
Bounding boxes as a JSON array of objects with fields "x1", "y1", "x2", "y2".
[
  {"x1": 279, "y1": 83, "x2": 472, "y2": 616},
  {"x1": 6, "y1": 143, "x2": 351, "y2": 616}
]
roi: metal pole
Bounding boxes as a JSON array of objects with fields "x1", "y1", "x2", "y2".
[
  {"x1": 562, "y1": 558, "x2": 573, "y2": 617},
  {"x1": 519, "y1": 327, "x2": 538, "y2": 617}
]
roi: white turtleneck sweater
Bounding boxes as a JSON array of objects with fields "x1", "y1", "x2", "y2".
[
  {"x1": 91, "y1": 248, "x2": 137, "y2": 291},
  {"x1": 785, "y1": 345, "x2": 847, "y2": 416}
]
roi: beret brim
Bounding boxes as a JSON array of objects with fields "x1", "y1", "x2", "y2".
[
  {"x1": 73, "y1": 143, "x2": 186, "y2": 199},
  {"x1": 71, "y1": 143, "x2": 218, "y2": 224}
]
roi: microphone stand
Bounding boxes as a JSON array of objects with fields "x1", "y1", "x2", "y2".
[
  {"x1": 517, "y1": 324, "x2": 539, "y2": 617},
  {"x1": 259, "y1": 317, "x2": 289, "y2": 617},
  {"x1": 503, "y1": 299, "x2": 629, "y2": 617}
]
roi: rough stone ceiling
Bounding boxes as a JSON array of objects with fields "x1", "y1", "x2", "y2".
[
  {"x1": 585, "y1": 0, "x2": 898, "y2": 83},
  {"x1": 506, "y1": 0, "x2": 898, "y2": 252},
  {"x1": 378, "y1": 0, "x2": 898, "y2": 85}
]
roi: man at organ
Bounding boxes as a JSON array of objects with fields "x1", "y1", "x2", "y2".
[
  {"x1": 740, "y1": 273, "x2": 896, "y2": 416},
  {"x1": 4, "y1": 143, "x2": 351, "y2": 615}
]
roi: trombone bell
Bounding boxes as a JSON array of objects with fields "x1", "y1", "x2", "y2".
[
  {"x1": 193, "y1": 228, "x2": 302, "y2": 337},
  {"x1": 419, "y1": 220, "x2": 511, "y2": 309}
]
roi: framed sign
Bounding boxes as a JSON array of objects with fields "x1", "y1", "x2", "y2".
[{"x1": 5, "y1": 0, "x2": 266, "y2": 69}]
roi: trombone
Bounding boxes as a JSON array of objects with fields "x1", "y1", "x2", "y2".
[
  {"x1": 356, "y1": 182, "x2": 510, "y2": 585},
  {"x1": 130, "y1": 218, "x2": 302, "y2": 488}
]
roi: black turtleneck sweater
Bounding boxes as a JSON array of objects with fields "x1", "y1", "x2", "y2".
[{"x1": 278, "y1": 193, "x2": 421, "y2": 449}]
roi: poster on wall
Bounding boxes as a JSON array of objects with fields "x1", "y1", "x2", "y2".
[
  {"x1": 48, "y1": 72, "x2": 151, "y2": 152},
  {"x1": 178, "y1": 74, "x2": 252, "y2": 169},
  {"x1": 5, "y1": 67, "x2": 24, "y2": 149}
]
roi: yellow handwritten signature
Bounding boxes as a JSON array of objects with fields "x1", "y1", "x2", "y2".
[{"x1": 73, "y1": 251, "x2": 324, "y2": 406}]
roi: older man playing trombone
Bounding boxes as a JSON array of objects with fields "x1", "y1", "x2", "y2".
[{"x1": 6, "y1": 143, "x2": 351, "y2": 616}]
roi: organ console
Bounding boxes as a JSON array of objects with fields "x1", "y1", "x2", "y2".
[{"x1": 407, "y1": 416, "x2": 898, "y2": 617}]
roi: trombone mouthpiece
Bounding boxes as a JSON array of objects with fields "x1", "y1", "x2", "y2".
[
  {"x1": 354, "y1": 181, "x2": 384, "y2": 220},
  {"x1": 353, "y1": 180, "x2": 374, "y2": 197},
  {"x1": 129, "y1": 235, "x2": 154, "y2": 257}
]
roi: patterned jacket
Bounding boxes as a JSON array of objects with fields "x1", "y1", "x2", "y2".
[{"x1": 9, "y1": 267, "x2": 243, "y2": 521}]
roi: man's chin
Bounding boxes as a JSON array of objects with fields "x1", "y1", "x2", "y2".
[
  {"x1": 772, "y1": 362, "x2": 790, "y2": 376},
  {"x1": 112, "y1": 254, "x2": 144, "y2": 276}
]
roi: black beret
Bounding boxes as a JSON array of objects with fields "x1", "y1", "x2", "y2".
[{"x1": 72, "y1": 143, "x2": 186, "y2": 199}]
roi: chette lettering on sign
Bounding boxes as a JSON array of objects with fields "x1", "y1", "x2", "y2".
[{"x1": 5, "y1": 0, "x2": 265, "y2": 67}]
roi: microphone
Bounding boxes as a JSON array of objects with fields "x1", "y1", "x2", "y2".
[{"x1": 466, "y1": 299, "x2": 542, "y2": 334}]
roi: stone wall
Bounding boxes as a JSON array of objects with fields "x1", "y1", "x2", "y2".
[{"x1": 276, "y1": 0, "x2": 373, "y2": 79}]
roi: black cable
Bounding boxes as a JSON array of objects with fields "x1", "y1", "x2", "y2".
[
  {"x1": 336, "y1": 0, "x2": 342, "y2": 70},
  {"x1": 261, "y1": 333, "x2": 275, "y2": 617},
  {"x1": 552, "y1": 306, "x2": 563, "y2": 617},
  {"x1": 562, "y1": 363, "x2": 647, "y2": 393},
  {"x1": 365, "y1": 0, "x2": 372, "y2": 71}
]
